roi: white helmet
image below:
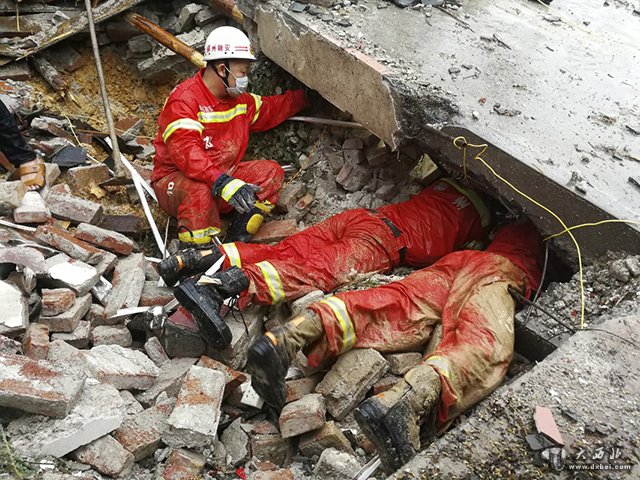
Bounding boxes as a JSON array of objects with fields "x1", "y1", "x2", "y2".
[{"x1": 203, "y1": 26, "x2": 257, "y2": 62}]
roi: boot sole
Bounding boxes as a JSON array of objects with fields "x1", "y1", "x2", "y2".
[
  {"x1": 354, "y1": 400, "x2": 404, "y2": 472},
  {"x1": 246, "y1": 337, "x2": 288, "y2": 411},
  {"x1": 174, "y1": 280, "x2": 232, "y2": 349}
]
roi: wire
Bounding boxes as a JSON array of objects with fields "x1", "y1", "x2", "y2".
[
  {"x1": 524, "y1": 241, "x2": 549, "y2": 325},
  {"x1": 63, "y1": 114, "x2": 82, "y2": 146},
  {"x1": 545, "y1": 219, "x2": 640, "y2": 241},
  {"x1": 453, "y1": 136, "x2": 587, "y2": 329}
]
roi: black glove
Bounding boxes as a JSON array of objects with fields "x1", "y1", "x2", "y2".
[{"x1": 212, "y1": 173, "x2": 261, "y2": 214}]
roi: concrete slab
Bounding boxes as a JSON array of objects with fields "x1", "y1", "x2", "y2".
[
  {"x1": 82, "y1": 345, "x2": 160, "y2": 390},
  {"x1": 241, "y1": 0, "x2": 640, "y2": 257},
  {"x1": 388, "y1": 315, "x2": 640, "y2": 479}
]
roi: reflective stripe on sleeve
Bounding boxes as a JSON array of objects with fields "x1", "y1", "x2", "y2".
[
  {"x1": 222, "y1": 243, "x2": 242, "y2": 268},
  {"x1": 163, "y1": 118, "x2": 204, "y2": 143},
  {"x1": 220, "y1": 179, "x2": 246, "y2": 202},
  {"x1": 256, "y1": 261, "x2": 285, "y2": 304},
  {"x1": 197, "y1": 104, "x2": 247, "y2": 123},
  {"x1": 320, "y1": 296, "x2": 356, "y2": 353},
  {"x1": 250, "y1": 94, "x2": 262, "y2": 125}
]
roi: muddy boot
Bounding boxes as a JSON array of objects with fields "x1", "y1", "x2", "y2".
[
  {"x1": 246, "y1": 312, "x2": 323, "y2": 411},
  {"x1": 355, "y1": 363, "x2": 441, "y2": 472},
  {"x1": 173, "y1": 267, "x2": 249, "y2": 349},
  {"x1": 157, "y1": 247, "x2": 223, "y2": 287}
]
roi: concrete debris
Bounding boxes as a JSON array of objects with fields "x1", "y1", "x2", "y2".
[
  {"x1": 135, "y1": 357, "x2": 198, "y2": 407},
  {"x1": 83, "y1": 345, "x2": 159, "y2": 390},
  {"x1": 298, "y1": 420, "x2": 354, "y2": 457},
  {"x1": 279, "y1": 393, "x2": 327, "y2": 438},
  {"x1": 145, "y1": 336, "x2": 170, "y2": 366},
  {"x1": 75, "y1": 222, "x2": 137, "y2": 256},
  {"x1": 162, "y1": 448, "x2": 206, "y2": 480},
  {"x1": 0, "y1": 246, "x2": 47, "y2": 275},
  {"x1": 312, "y1": 448, "x2": 361, "y2": 479},
  {"x1": 163, "y1": 366, "x2": 225, "y2": 448},
  {"x1": 38, "y1": 294, "x2": 92, "y2": 333},
  {"x1": 104, "y1": 253, "x2": 146, "y2": 317},
  {"x1": 46, "y1": 255, "x2": 101, "y2": 296},
  {"x1": 384, "y1": 351, "x2": 422, "y2": 375},
  {"x1": 13, "y1": 190, "x2": 51, "y2": 224},
  {"x1": 0, "y1": 180, "x2": 26, "y2": 214},
  {"x1": 23, "y1": 323, "x2": 50, "y2": 360},
  {"x1": 220, "y1": 418, "x2": 250, "y2": 466},
  {"x1": 0, "y1": 335, "x2": 21, "y2": 355},
  {"x1": 51, "y1": 320, "x2": 92, "y2": 349},
  {"x1": 0, "y1": 280, "x2": 28, "y2": 336},
  {"x1": 197, "y1": 355, "x2": 247, "y2": 398},
  {"x1": 72, "y1": 434, "x2": 135, "y2": 478},
  {"x1": 139, "y1": 281, "x2": 175, "y2": 306},
  {"x1": 42, "y1": 288, "x2": 76, "y2": 317},
  {"x1": 248, "y1": 420, "x2": 291, "y2": 465},
  {"x1": 91, "y1": 325, "x2": 133, "y2": 347}
]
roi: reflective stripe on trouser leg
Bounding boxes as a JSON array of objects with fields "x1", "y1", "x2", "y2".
[
  {"x1": 256, "y1": 261, "x2": 285, "y2": 304},
  {"x1": 178, "y1": 226, "x2": 221, "y2": 245},
  {"x1": 222, "y1": 243, "x2": 242, "y2": 267},
  {"x1": 424, "y1": 355, "x2": 452, "y2": 382},
  {"x1": 319, "y1": 296, "x2": 356, "y2": 353}
]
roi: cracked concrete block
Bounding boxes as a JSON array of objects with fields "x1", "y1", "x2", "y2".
[
  {"x1": 0, "y1": 354, "x2": 85, "y2": 417},
  {"x1": 163, "y1": 366, "x2": 225, "y2": 448},
  {"x1": 72, "y1": 434, "x2": 134, "y2": 478},
  {"x1": 119, "y1": 390, "x2": 144, "y2": 417},
  {"x1": 176, "y1": 3, "x2": 203, "y2": 32},
  {"x1": 335, "y1": 163, "x2": 371, "y2": 192},
  {"x1": 104, "y1": 253, "x2": 146, "y2": 318},
  {"x1": 0, "y1": 280, "x2": 28, "y2": 336},
  {"x1": 66, "y1": 164, "x2": 110, "y2": 193},
  {"x1": 7, "y1": 382, "x2": 126, "y2": 458},
  {"x1": 83, "y1": 345, "x2": 160, "y2": 391},
  {"x1": 162, "y1": 448, "x2": 206, "y2": 480},
  {"x1": 0, "y1": 335, "x2": 21, "y2": 355},
  {"x1": 91, "y1": 325, "x2": 133, "y2": 347},
  {"x1": 0, "y1": 180, "x2": 26, "y2": 214},
  {"x1": 137, "y1": 29, "x2": 206, "y2": 81},
  {"x1": 13, "y1": 191, "x2": 50, "y2": 224},
  {"x1": 46, "y1": 255, "x2": 101, "y2": 296},
  {"x1": 220, "y1": 418, "x2": 249, "y2": 466},
  {"x1": 384, "y1": 352, "x2": 423, "y2": 375},
  {"x1": 47, "y1": 190, "x2": 103, "y2": 224},
  {"x1": 42, "y1": 288, "x2": 76, "y2": 317},
  {"x1": 75, "y1": 222, "x2": 136, "y2": 256},
  {"x1": 51, "y1": 320, "x2": 91, "y2": 349},
  {"x1": 38, "y1": 294, "x2": 92, "y2": 333},
  {"x1": 34, "y1": 224, "x2": 105, "y2": 264},
  {"x1": 279, "y1": 393, "x2": 326, "y2": 439},
  {"x1": 315, "y1": 348, "x2": 388, "y2": 420},
  {"x1": 114, "y1": 398, "x2": 175, "y2": 461},
  {"x1": 312, "y1": 448, "x2": 360, "y2": 479},
  {"x1": 139, "y1": 281, "x2": 175, "y2": 307},
  {"x1": 144, "y1": 336, "x2": 169, "y2": 366},
  {"x1": 197, "y1": 356, "x2": 247, "y2": 399},
  {"x1": 135, "y1": 357, "x2": 198, "y2": 407},
  {"x1": 299, "y1": 420, "x2": 354, "y2": 457},
  {"x1": 23, "y1": 323, "x2": 50, "y2": 360}
]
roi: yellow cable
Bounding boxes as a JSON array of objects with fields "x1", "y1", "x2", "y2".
[
  {"x1": 546, "y1": 219, "x2": 640, "y2": 241},
  {"x1": 453, "y1": 136, "x2": 586, "y2": 329},
  {"x1": 63, "y1": 114, "x2": 82, "y2": 146}
]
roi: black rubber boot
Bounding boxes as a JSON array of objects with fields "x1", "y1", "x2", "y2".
[
  {"x1": 173, "y1": 267, "x2": 249, "y2": 349},
  {"x1": 224, "y1": 207, "x2": 266, "y2": 243},
  {"x1": 246, "y1": 312, "x2": 323, "y2": 411},
  {"x1": 354, "y1": 363, "x2": 441, "y2": 472},
  {"x1": 158, "y1": 247, "x2": 223, "y2": 287}
]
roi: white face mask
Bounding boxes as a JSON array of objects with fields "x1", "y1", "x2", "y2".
[{"x1": 225, "y1": 68, "x2": 249, "y2": 96}]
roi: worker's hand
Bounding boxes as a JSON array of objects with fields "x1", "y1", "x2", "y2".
[{"x1": 212, "y1": 174, "x2": 261, "y2": 214}]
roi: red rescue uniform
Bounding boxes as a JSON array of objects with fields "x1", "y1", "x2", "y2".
[{"x1": 152, "y1": 69, "x2": 308, "y2": 243}]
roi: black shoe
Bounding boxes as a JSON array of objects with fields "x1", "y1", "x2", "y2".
[
  {"x1": 246, "y1": 336, "x2": 289, "y2": 411},
  {"x1": 225, "y1": 208, "x2": 265, "y2": 243},
  {"x1": 173, "y1": 276, "x2": 231, "y2": 349},
  {"x1": 355, "y1": 398, "x2": 405, "y2": 472},
  {"x1": 158, "y1": 247, "x2": 222, "y2": 287}
]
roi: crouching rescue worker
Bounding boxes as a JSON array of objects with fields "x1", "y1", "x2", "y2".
[
  {"x1": 152, "y1": 26, "x2": 309, "y2": 246},
  {"x1": 245, "y1": 221, "x2": 543, "y2": 471},
  {"x1": 160, "y1": 178, "x2": 492, "y2": 348}
]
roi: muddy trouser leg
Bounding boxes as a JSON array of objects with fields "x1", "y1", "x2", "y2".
[
  {"x1": 0, "y1": 100, "x2": 36, "y2": 167},
  {"x1": 236, "y1": 209, "x2": 402, "y2": 308},
  {"x1": 153, "y1": 172, "x2": 222, "y2": 245}
]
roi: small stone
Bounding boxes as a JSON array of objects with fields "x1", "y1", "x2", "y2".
[
  {"x1": 335, "y1": 164, "x2": 371, "y2": 192},
  {"x1": 610, "y1": 259, "x2": 630, "y2": 283},
  {"x1": 279, "y1": 393, "x2": 326, "y2": 439},
  {"x1": 448, "y1": 66, "x2": 461, "y2": 74},
  {"x1": 128, "y1": 35, "x2": 153, "y2": 54}
]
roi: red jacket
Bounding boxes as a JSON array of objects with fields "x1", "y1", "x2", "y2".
[{"x1": 152, "y1": 70, "x2": 308, "y2": 187}]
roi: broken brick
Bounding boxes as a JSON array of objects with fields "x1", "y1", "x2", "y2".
[
  {"x1": 534, "y1": 406, "x2": 564, "y2": 446},
  {"x1": 136, "y1": 357, "x2": 198, "y2": 407},
  {"x1": 23, "y1": 324, "x2": 50, "y2": 360},
  {"x1": 145, "y1": 336, "x2": 170, "y2": 367},
  {"x1": 276, "y1": 181, "x2": 306, "y2": 213},
  {"x1": 45, "y1": 254, "x2": 101, "y2": 296},
  {"x1": 249, "y1": 420, "x2": 291, "y2": 464},
  {"x1": 139, "y1": 281, "x2": 175, "y2": 307},
  {"x1": 34, "y1": 224, "x2": 105, "y2": 264},
  {"x1": 114, "y1": 116, "x2": 145, "y2": 142},
  {"x1": 285, "y1": 374, "x2": 322, "y2": 404},
  {"x1": 0, "y1": 180, "x2": 26, "y2": 215},
  {"x1": 98, "y1": 214, "x2": 144, "y2": 236},
  {"x1": 164, "y1": 366, "x2": 225, "y2": 448},
  {"x1": 51, "y1": 321, "x2": 91, "y2": 349},
  {"x1": 252, "y1": 470, "x2": 295, "y2": 480},
  {"x1": 0, "y1": 354, "x2": 86, "y2": 417},
  {"x1": 372, "y1": 374, "x2": 402, "y2": 395},
  {"x1": 279, "y1": 393, "x2": 326, "y2": 439},
  {"x1": 13, "y1": 191, "x2": 50, "y2": 224},
  {"x1": 0, "y1": 246, "x2": 47, "y2": 275},
  {"x1": 335, "y1": 163, "x2": 370, "y2": 192},
  {"x1": 220, "y1": 418, "x2": 249, "y2": 466},
  {"x1": 38, "y1": 294, "x2": 92, "y2": 333},
  {"x1": 0, "y1": 60, "x2": 32, "y2": 81},
  {"x1": 66, "y1": 164, "x2": 111, "y2": 193},
  {"x1": 162, "y1": 449, "x2": 206, "y2": 480},
  {"x1": 42, "y1": 288, "x2": 76, "y2": 317},
  {"x1": 298, "y1": 420, "x2": 354, "y2": 457},
  {"x1": 197, "y1": 355, "x2": 247, "y2": 398},
  {"x1": 103, "y1": 253, "x2": 146, "y2": 318},
  {"x1": 252, "y1": 219, "x2": 299, "y2": 244},
  {"x1": 42, "y1": 44, "x2": 86, "y2": 73},
  {"x1": 91, "y1": 325, "x2": 133, "y2": 347},
  {"x1": 47, "y1": 189, "x2": 103, "y2": 225},
  {"x1": 384, "y1": 352, "x2": 422, "y2": 375},
  {"x1": 75, "y1": 222, "x2": 136, "y2": 256},
  {"x1": 72, "y1": 434, "x2": 134, "y2": 478},
  {"x1": 114, "y1": 399, "x2": 175, "y2": 461},
  {"x1": 83, "y1": 344, "x2": 160, "y2": 390}
]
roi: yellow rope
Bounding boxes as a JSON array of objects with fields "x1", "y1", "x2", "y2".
[
  {"x1": 453, "y1": 136, "x2": 586, "y2": 329},
  {"x1": 63, "y1": 114, "x2": 82, "y2": 146},
  {"x1": 545, "y1": 219, "x2": 640, "y2": 241}
]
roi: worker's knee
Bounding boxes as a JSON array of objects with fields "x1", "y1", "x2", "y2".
[{"x1": 260, "y1": 160, "x2": 285, "y2": 185}]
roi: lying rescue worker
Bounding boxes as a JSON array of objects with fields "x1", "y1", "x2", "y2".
[
  {"x1": 0, "y1": 99, "x2": 46, "y2": 191},
  {"x1": 245, "y1": 221, "x2": 543, "y2": 471},
  {"x1": 152, "y1": 26, "x2": 309, "y2": 246},
  {"x1": 159, "y1": 177, "x2": 491, "y2": 347}
]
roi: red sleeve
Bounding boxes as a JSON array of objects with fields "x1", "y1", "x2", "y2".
[
  {"x1": 248, "y1": 89, "x2": 309, "y2": 133},
  {"x1": 159, "y1": 99, "x2": 229, "y2": 187}
]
